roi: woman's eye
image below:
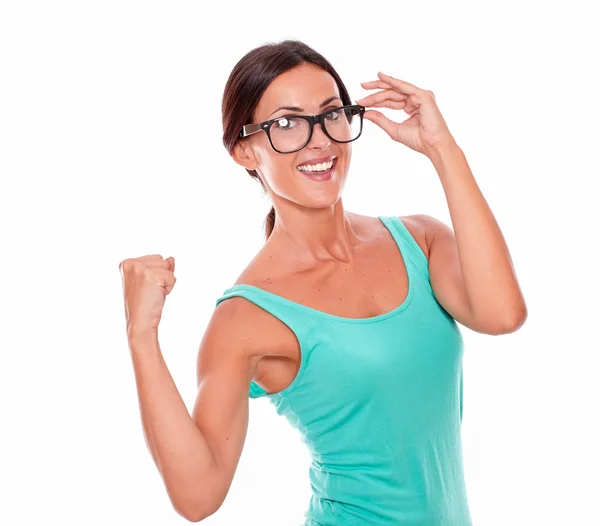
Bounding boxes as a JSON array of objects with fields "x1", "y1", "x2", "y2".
[
  {"x1": 325, "y1": 109, "x2": 343, "y2": 121},
  {"x1": 276, "y1": 117, "x2": 296, "y2": 129}
]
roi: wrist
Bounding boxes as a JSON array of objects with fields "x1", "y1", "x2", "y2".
[
  {"x1": 425, "y1": 136, "x2": 460, "y2": 160},
  {"x1": 426, "y1": 139, "x2": 463, "y2": 170},
  {"x1": 127, "y1": 327, "x2": 159, "y2": 347},
  {"x1": 127, "y1": 330, "x2": 162, "y2": 367}
]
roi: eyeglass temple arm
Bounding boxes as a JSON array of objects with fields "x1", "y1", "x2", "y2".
[{"x1": 239, "y1": 122, "x2": 264, "y2": 138}]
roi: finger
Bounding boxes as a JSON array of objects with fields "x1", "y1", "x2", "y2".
[
  {"x1": 154, "y1": 268, "x2": 177, "y2": 292},
  {"x1": 356, "y1": 89, "x2": 407, "y2": 106},
  {"x1": 363, "y1": 110, "x2": 399, "y2": 140},
  {"x1": 146, "y1": 258, "x2": 171, "y2": 269},
  {"x1": 360, "y1": 80, "x2": 392, "y2": 90},
  {"x1": 371, "y1": 100, "x2": 407, "y2": 110},
  {"x1": 404, "y1": 99, "x2": 421, "y2": 115},
  {"x1": 377, "y1": 72, "x2": 420, "y2": 95}
]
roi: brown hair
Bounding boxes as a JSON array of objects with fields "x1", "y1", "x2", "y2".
[{"x1": 221, "y1": 39, "x2": 352, "y2": 240}]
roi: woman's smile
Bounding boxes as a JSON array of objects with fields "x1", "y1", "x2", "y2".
[{"x1": 296, "y1": 156, "x2": 338, "y2": 182}]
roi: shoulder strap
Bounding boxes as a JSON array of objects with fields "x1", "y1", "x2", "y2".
[
  {"x1": 380, "y1": 215, "x2": 430, "y2": 283},
  {"x1": 214, "y1": 285, "x2": 315, "y2": 399}
]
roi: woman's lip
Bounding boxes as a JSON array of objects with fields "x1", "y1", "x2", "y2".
[
  {"x1": 297, "y1": 154, "x2": 337, "y2": 167},
  {"x1": 297, "y1": 158, "x2": 337, "y2": 181}
]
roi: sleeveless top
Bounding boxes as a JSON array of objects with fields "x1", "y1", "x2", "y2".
[{"x1": 215, "y1": 216, "x2": 472, "y2": 525}]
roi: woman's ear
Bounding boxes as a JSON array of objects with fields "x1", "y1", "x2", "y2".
[{"x1": 232, "y1": 141, "x2": 257, "y2": 171}]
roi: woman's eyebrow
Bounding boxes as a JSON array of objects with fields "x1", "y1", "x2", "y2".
[{"x1": 268, "y1": 96, "x2": 341, "y2": 117}]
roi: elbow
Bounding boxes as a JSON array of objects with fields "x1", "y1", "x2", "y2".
[
  {"x1": 488, "y1": 304, "x2": 528, "y2": 335},
  {"x1": 175, "y1": 500, "x2": 221, "y2": 523},
  {"x1": 505, "y1": 302, "x2": 528, "y2": 333},
  {"x1": 181, "y1": 511, "x2": 214, "y2": 523},
  {"x1": 470, "y1": 298, "x2": 528, "y2": 335},
  {"x1": 166, "y1": 482, "x2": 222, "y2": 522},
  {"x1": 166, "y1": 463, "x2": 226, "y2": 522},
  {"x1": 170, "y1": 480, "x2": 225, "y2": 522}
]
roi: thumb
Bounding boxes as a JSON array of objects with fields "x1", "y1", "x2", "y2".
[
  {"x1": 364, "y1": 110, "x2": 399, "y2": 141},
  {"x1": 167, "y1": 256, "x2": 175, "y2": 273}
]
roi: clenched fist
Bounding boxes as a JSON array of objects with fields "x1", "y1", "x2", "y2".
[{"x1": 119, "y1": 255, "x2": 176, "y2": 337}]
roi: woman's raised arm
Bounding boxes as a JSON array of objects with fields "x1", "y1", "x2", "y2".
[{"x1": 120, "y1": 256, "x2": 259, "y2": 521}]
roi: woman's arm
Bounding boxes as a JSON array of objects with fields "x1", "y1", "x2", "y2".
[
  {"x1": 128, "y1": 300, "x2": 259, "y2": 521},
  {"x1": 356, "y1": 73, "x2": 527, "y2": 334},
  {"x1": 421, "y1": 141, "x2": 528, "y2": 334}
]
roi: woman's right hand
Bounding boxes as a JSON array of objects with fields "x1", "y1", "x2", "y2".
[{"x1": 119, "y1": 254, "x2": 176, "y2": 336}]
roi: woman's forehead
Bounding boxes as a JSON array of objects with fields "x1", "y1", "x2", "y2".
[{"x1": 256, "y1": 65, "x2": 341, "y2": 117}]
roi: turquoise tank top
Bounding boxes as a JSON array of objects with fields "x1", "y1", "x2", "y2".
[{"x1": 215, "y1": 216, "x2": 472, "y2": 525}]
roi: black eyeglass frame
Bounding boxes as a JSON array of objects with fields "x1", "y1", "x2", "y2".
[{"x1": 238, "y1": 104, "x2": 366, "y2": 154}]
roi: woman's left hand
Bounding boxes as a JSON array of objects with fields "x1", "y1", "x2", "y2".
[{"x1": 355, "y1": 72, "x2": 455, "y2": 157}]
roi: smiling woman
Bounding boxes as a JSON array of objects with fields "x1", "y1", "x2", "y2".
[
  {"x1": 221, "y1": 41, "x2": 361, "y2": 240},
  {"x1": 122, "y1": 37, "x2": 526, "y2": 525},
  {"x1": 217, "y1": 40, "x2": 474, "y2": 524}
]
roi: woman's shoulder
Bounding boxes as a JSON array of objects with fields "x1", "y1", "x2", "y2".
[
  {"x1": 350, "y1": 211, "x2": 431, "y2": 261},
  {"x1": 214, "y1": 254, "x2": 299, "y2": 358},
  {"x1": 212, "y1": 281, "x2": 296, "y2": 360}
]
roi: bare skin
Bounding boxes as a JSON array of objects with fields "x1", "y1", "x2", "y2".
[{"x1": 228, "y1": 211, "x2": 429, "y2": 395}]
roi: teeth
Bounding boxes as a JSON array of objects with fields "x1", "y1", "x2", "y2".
[{"x1": 297, "y1": 158, "x2": 335, "y2": 172}]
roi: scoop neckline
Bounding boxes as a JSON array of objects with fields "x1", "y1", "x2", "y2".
[{"x1": 222, "y1": 216, "x2": 414, "y2": 325}]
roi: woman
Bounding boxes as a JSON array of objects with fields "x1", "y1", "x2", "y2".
[{"x1": 119, "y1": 39, "x2": 527, "y2": 524}]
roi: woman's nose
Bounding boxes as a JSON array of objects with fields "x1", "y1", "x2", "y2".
[{"x1": 307, "y1": 123, "x2": 331, "y2": 149}]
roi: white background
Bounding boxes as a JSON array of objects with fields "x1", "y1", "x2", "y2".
[{"x1": 1, "y1": 0, "x2": 599, "y2": 524}]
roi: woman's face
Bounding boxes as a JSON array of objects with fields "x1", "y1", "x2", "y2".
[{"x1": 234, "y1": 62, "x2": 352, "y2": 209}]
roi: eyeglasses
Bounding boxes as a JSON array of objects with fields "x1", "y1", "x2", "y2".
[{"x1": 239, "y1": 104, "x2": 366, "y2": 154}]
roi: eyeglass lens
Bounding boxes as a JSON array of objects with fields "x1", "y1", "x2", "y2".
[{"x1": 269, "y1": 107, "x2": 361, "y2": 153}]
